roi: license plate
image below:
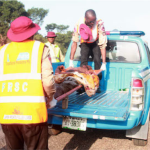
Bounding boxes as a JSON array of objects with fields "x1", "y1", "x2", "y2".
[{"x1": 62, "y1": 117, "x2": 87, "y2": 131}]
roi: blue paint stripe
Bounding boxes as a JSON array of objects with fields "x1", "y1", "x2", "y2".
[
  {"x1": 139, "y1": 67, "x2": 149, "y2": 73},
  {"x1": 141, "y1": 73, "x2": 150, "y2": 79}
]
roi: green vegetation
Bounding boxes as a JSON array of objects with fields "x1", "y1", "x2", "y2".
[
  {"x1": 27, "y1": 7, "x2": 49, "y2": 26},
  {"x1": 45, "y1": 24, "x2": 72, "y2": 54},
  {"x1": 0, "y1": 0, "x2": 28, "y2": 36},
  {"x1": 0, "y1": 0, "x2": 73, "y2": 55}
]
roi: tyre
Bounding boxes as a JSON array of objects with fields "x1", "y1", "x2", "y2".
[
  {"x1": 132, "y1": 139, "x2": 147, "y2": 146},
  {"x1": 127, "y1": 110, "x2": 149, "y2": 146},
  {"x1": 48, "y1": 124, "x2": 62, "y2": 135}
]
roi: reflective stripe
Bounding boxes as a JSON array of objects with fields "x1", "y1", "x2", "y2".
[
  {"x1": 52, "y1": 57, "x2": 59, "y2": 60},
  {"x1": 31, "y1": 41, "x2": 41, "y2": 73},
  {"x1": 77, "y1": 18, "x2": 99, "y2": 43},
  {"x1": 0, "y1": 73, "x2": 41, "y2": 81},
  {"x1": 139, "y1": 69, "x2": 150, "y2": 78},
  {"x1": 143, "y1": 74, "x2": 150, "y2": 82},
  {"x1": 4, "y1": 115, "x2": 32, "y2": 120},
  {"x1": 49, "y1": 44, "x2": 60, "y2": 62},
  {"x1": 0, "y1": 96, "x2": 45, "y2": 103},
  {"x1": 0, "y1": 44, "x2": 9, "y2": 75}
]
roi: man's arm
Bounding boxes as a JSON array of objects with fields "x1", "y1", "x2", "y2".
[
  {"x1": 69, "y1": 30, "x2": 79, "y2": 67},
  {"x1": 98, "y1": 21, "x2": 107, "y2": 70},
  {"x1": 59, "y1": 49, "x2": 65, "y2": 62},
  {"x1": 100, "y1": 47, "x2": 106, "y2": 63},
  {"x1": 41, "y1": 46, "x2": 56, "y2": 108},
  {"x1": 70, "y1": 41, "x2": 77, "y2": 60}
]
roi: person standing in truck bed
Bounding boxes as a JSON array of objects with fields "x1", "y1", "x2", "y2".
[{"x1": 69, "y1": 9, "x2": 107, "y2": 93}]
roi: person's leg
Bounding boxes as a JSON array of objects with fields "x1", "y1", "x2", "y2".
[
  {"x1": 23, "y1": 122, "x2": 48, "y2": 150},
  {"x1": 1, "y1": 124, "x2": 24, "y2": 150},
  {"x1": 80, "y1": 43, "x2": 91, "y2": 67},
  {"x1": 92, "y1": 42, "x2": 102, "y2": 80},
  {"x1": 77, "y1": 43, "x2": 91, "y2": 94}
]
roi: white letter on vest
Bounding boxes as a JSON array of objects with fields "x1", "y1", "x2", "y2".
[
  {"x1": 15, "y1": 82, "x2": 20, "y2": 92},
  {"x1": 2, "y1": 83, "x2": 5, "y2": 92},
  {"x1": 22, "y1": 82, "x2": 28, "y2": 92},
  {"x1": 8, "y1": 82, "x2": 13, "y2": 92}
]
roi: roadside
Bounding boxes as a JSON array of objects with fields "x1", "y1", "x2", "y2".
[
  {"x1": 48, "y1": 123, "x2": 150, "y2": 150},
  {"x1": 0, "y1": 119, "x2": 149, "y2": 150}
]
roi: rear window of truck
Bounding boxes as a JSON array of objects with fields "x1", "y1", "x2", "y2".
[{"x1": 74, "y1": 41, "x2": 140, "y2": 63}]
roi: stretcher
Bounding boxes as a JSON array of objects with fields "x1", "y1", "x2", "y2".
[{"x1": 55, "y1": 69, "x2": 101, "y2": 102}]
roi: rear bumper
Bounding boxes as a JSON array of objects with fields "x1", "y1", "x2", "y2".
[{"x1": 48, "y1": 111, "x2": 143, "y2": 130}]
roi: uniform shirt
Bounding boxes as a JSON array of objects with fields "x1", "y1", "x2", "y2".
[
  {"x1": 72, "y1": 17, "x2": 107, "y2": 49},
  {"x1": 42, "y1": 46, "x2": 56, "y2": 103},
  {"x1": 45, "y1": 42, "x2": 64, "y2": 62}
]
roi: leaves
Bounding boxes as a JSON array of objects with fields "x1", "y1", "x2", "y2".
[
  {"x1": 45, "y1": 23, "x2": 72, "y2": 54},
  {"x1": 0, "y1": 0, "x2": 28, "y2": 36},
  {"x1": 45, "y1": 23, "x2": 69, "y2": 33},
  {"x1": 0, "y1": 1, "x2": 48, "y2": 37},
  {"x1": 55, "y1": 31, "x2": 73, "y2": 55},
  {"x1": 27, "y1": 7, "x2": 49, "y2": 26},
  {"x1": 33, "y1": 33, "x2": 47, "y2": 43},
  {"x1": 56, "y1": 25, "x2": 69, "y2": 33},
  {"x1": 0, "y1": 1, "x2": 72, "y2": 55},
  {"x1": 45, "y1": 23, "x2": 57, "y2": 32}
]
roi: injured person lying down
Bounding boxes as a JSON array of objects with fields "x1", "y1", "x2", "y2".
[{"x1": 54, "y1": 65, "x2": 100, "y2": 97}]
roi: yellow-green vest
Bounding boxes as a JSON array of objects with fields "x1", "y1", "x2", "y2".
[{"x1": 0, "y1": 40, "x2": 47, "y2": 124}]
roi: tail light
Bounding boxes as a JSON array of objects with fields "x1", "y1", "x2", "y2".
[{"x1": 131, "y1": 78, "x2": 144, "y2": 111}]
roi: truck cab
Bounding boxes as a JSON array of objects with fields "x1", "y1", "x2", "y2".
[{"x1": 48, "y1": 31, "x2": 150, "y2": 146}]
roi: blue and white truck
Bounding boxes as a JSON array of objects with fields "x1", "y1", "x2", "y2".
[{"x1": 48, "y1": 31, "x2": 150, "y2": 146}]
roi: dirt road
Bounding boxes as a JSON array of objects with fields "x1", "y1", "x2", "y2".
[
  {"x1": 48, "y1": 126, "x2": 150, "y2": 150},
  {"x1": 0, "y1": 123, "x2": 150, "y2": 150}
]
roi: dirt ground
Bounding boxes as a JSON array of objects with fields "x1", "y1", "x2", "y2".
[
  {"x1": 0, "y1": 122, "x2": 150, "y2": 150},
  {"x1": 48, "y1": 127, "x2": 150, "y2": 150}
]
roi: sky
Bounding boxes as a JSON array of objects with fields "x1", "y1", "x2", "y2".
[{"x1": 19, "y1": 0, "x2": 150, "y2": 43}]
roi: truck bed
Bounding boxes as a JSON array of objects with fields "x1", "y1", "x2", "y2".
[{"x1": 48, "y1": 90, "x2": 130, "y2": 121}]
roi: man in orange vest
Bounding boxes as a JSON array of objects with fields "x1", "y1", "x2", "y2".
[
  {"x1": 69, "y1": 9, "x2": 107, "y2": 93},
  {"x1": 0, "y1": 16, "x2": 57, "y2": 150}
]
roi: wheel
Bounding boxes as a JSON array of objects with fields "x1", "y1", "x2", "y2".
[
  {"x1": 48, "y1": 124, "x2": 62, "y2": 135},
  {"x1": 126, "y1": 110, "x2": 149, "y2": 146},
  {"x1": 132, "y1": 139, "x2": 148, "y2": 146}
]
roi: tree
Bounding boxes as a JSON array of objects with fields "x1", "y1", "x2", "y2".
[
  {"x1": 0, "y1": 1, "x2": 48, "y2": 41},
  {"x1": 55, "y1": 31, "x2": 73, "y2": 54},
  {"x1": 33, "y1": 33, "x2": 47, "y2": 43},
  {"x1": 45, "y1": 23, "x2": 57, "y2": 32},
  {"x1": 45, "y1": 23, "x2": 69, "y2": 33},
  {"x1": 56, "y1": 25, "x2": 69, "y2": 33},
  {"x1": 27, "y1": 7, "x2": 49, "y2": 26},
  {"x1": 0, "y1": 0, "x2": 28, "y2": 36},
  {"x1": 45, "y1": 23, "x2": 72, "y2": 54}
]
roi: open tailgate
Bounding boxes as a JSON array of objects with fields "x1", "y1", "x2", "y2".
[{"x1": 48, "y1": 91, "x2": 130, "y2": 121}]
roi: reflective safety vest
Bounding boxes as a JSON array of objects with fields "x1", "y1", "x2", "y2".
[
  {"x1": 45, "y1": 42, "x2": 60, "y2": 62},
  {"x1": 0, "y1": 40, "x2": 48, "y2": 124},
  {"x1": 76, "y1": 18, "x2": 102, "y2": 43}
]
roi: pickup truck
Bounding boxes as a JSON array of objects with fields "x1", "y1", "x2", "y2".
[{"x1": 48, "y1": 31, "x2": 150, "y2": 146}]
